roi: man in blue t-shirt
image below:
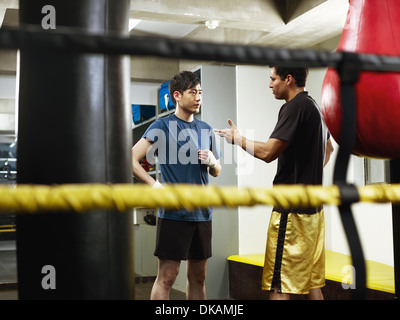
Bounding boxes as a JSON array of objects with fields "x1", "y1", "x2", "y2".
[{"x1": 132, "y1": 71, "x2": 221, "y2": 300}]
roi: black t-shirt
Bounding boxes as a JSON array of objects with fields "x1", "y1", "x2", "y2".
[{"x1": 270, "y1": 91, "x2": 327, "y2": 213}]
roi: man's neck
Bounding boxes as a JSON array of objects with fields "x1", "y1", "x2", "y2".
[
  {"x1": 286, "y1": 87, "x2": 305, "y2": 102},
  {"x1": 174, "y1": 107, "x2": 194, "y2": 122}
]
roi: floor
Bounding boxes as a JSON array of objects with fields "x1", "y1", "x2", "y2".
[
  {"x1": 135, "y1": 277, "x2": 186, "y2": 300},
  {"x1": 0, "y1": 280, "x2": 186, "y2": 300},
  {"x1": 0, "y1": 240, "x2": 186, "y2": 300}
]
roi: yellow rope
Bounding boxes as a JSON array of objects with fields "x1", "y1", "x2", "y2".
[
  {"x1": 0, "y1": 229, "x2": 16, "y2": 233},
  {"x1": 0, "y1": 224, "x2": 16, "y2": 233},
  {"x1": 0, "y1": 183, "x2": 400, "y2": 214}
]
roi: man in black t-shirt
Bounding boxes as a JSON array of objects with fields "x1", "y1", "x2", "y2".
[{"x1": 215, "y1": 66, "x2": 334, "y2": 300}]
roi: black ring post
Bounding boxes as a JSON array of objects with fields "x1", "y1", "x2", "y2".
[
  {"x1": 334, "y1": 52, "x2": 366, "y2": 300},
  {"x1": 16, "y1": 0, "x2": 134, "y2": 299}
]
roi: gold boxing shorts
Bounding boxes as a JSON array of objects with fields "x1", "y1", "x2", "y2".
[{"x1": 262, "y1": 210, "x2": 325, "y2": 295}]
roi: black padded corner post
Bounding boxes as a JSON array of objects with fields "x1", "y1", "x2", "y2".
[{"x1": 16, "y1": 0, "x2": 134, "y2": 299}]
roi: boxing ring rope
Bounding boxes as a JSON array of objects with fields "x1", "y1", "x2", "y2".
[
  {"x1": 1, "y1": 25, "x2": 400, "y2": 72},
  {"x1": 0, "y1": 183, "x2": 399, "y2": 214},
  {"x1": 1, "y1": 25, "x2": 400, "y2": 300}
]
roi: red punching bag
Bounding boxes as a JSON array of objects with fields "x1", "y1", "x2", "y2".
[{"x1": 321, "y1": 0, "x2": 400, "y2": 159}]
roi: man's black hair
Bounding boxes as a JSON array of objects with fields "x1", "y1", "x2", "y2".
[
  {"x1": 169, "y1": 71, "x2": 201, "y2": 105},
  {"x1": 270, "y1": 66, "x2": 309, "y2": 88}
]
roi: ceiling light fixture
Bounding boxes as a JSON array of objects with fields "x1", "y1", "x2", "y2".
[{"x1": 205, "y1": 20, "x2": 219, "y2": 30}]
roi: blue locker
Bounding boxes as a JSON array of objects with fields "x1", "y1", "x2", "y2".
[
  {"x1": 132, "y1": 104, "x2": 156, "y2": 124},
  {"x1": 158, "y1": 81, "x2": 175, "y2": 111}
]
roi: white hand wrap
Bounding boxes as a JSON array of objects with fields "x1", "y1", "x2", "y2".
[
  {"x1": 152, "y1": 180, "x2": 163, "y2": 188},
  {"x1": 203, "y1": 151, "x2": 218, "y2": 168}
]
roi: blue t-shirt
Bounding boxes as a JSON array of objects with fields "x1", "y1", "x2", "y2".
[{"x1": 143, "y1": 114, "x2": 220, "y2": 221}]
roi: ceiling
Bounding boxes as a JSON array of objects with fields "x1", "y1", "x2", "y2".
[
  {"x1": 0, "y1": 0, "x2": 349, "y2": 49},
  {"x1": 0, "y1": 0, "x2": 350, "y2": 140}
]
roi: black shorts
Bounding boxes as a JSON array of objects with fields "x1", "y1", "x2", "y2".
[{"x1": 154, "y1": 218, "x2": 212, "y2": 261}]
